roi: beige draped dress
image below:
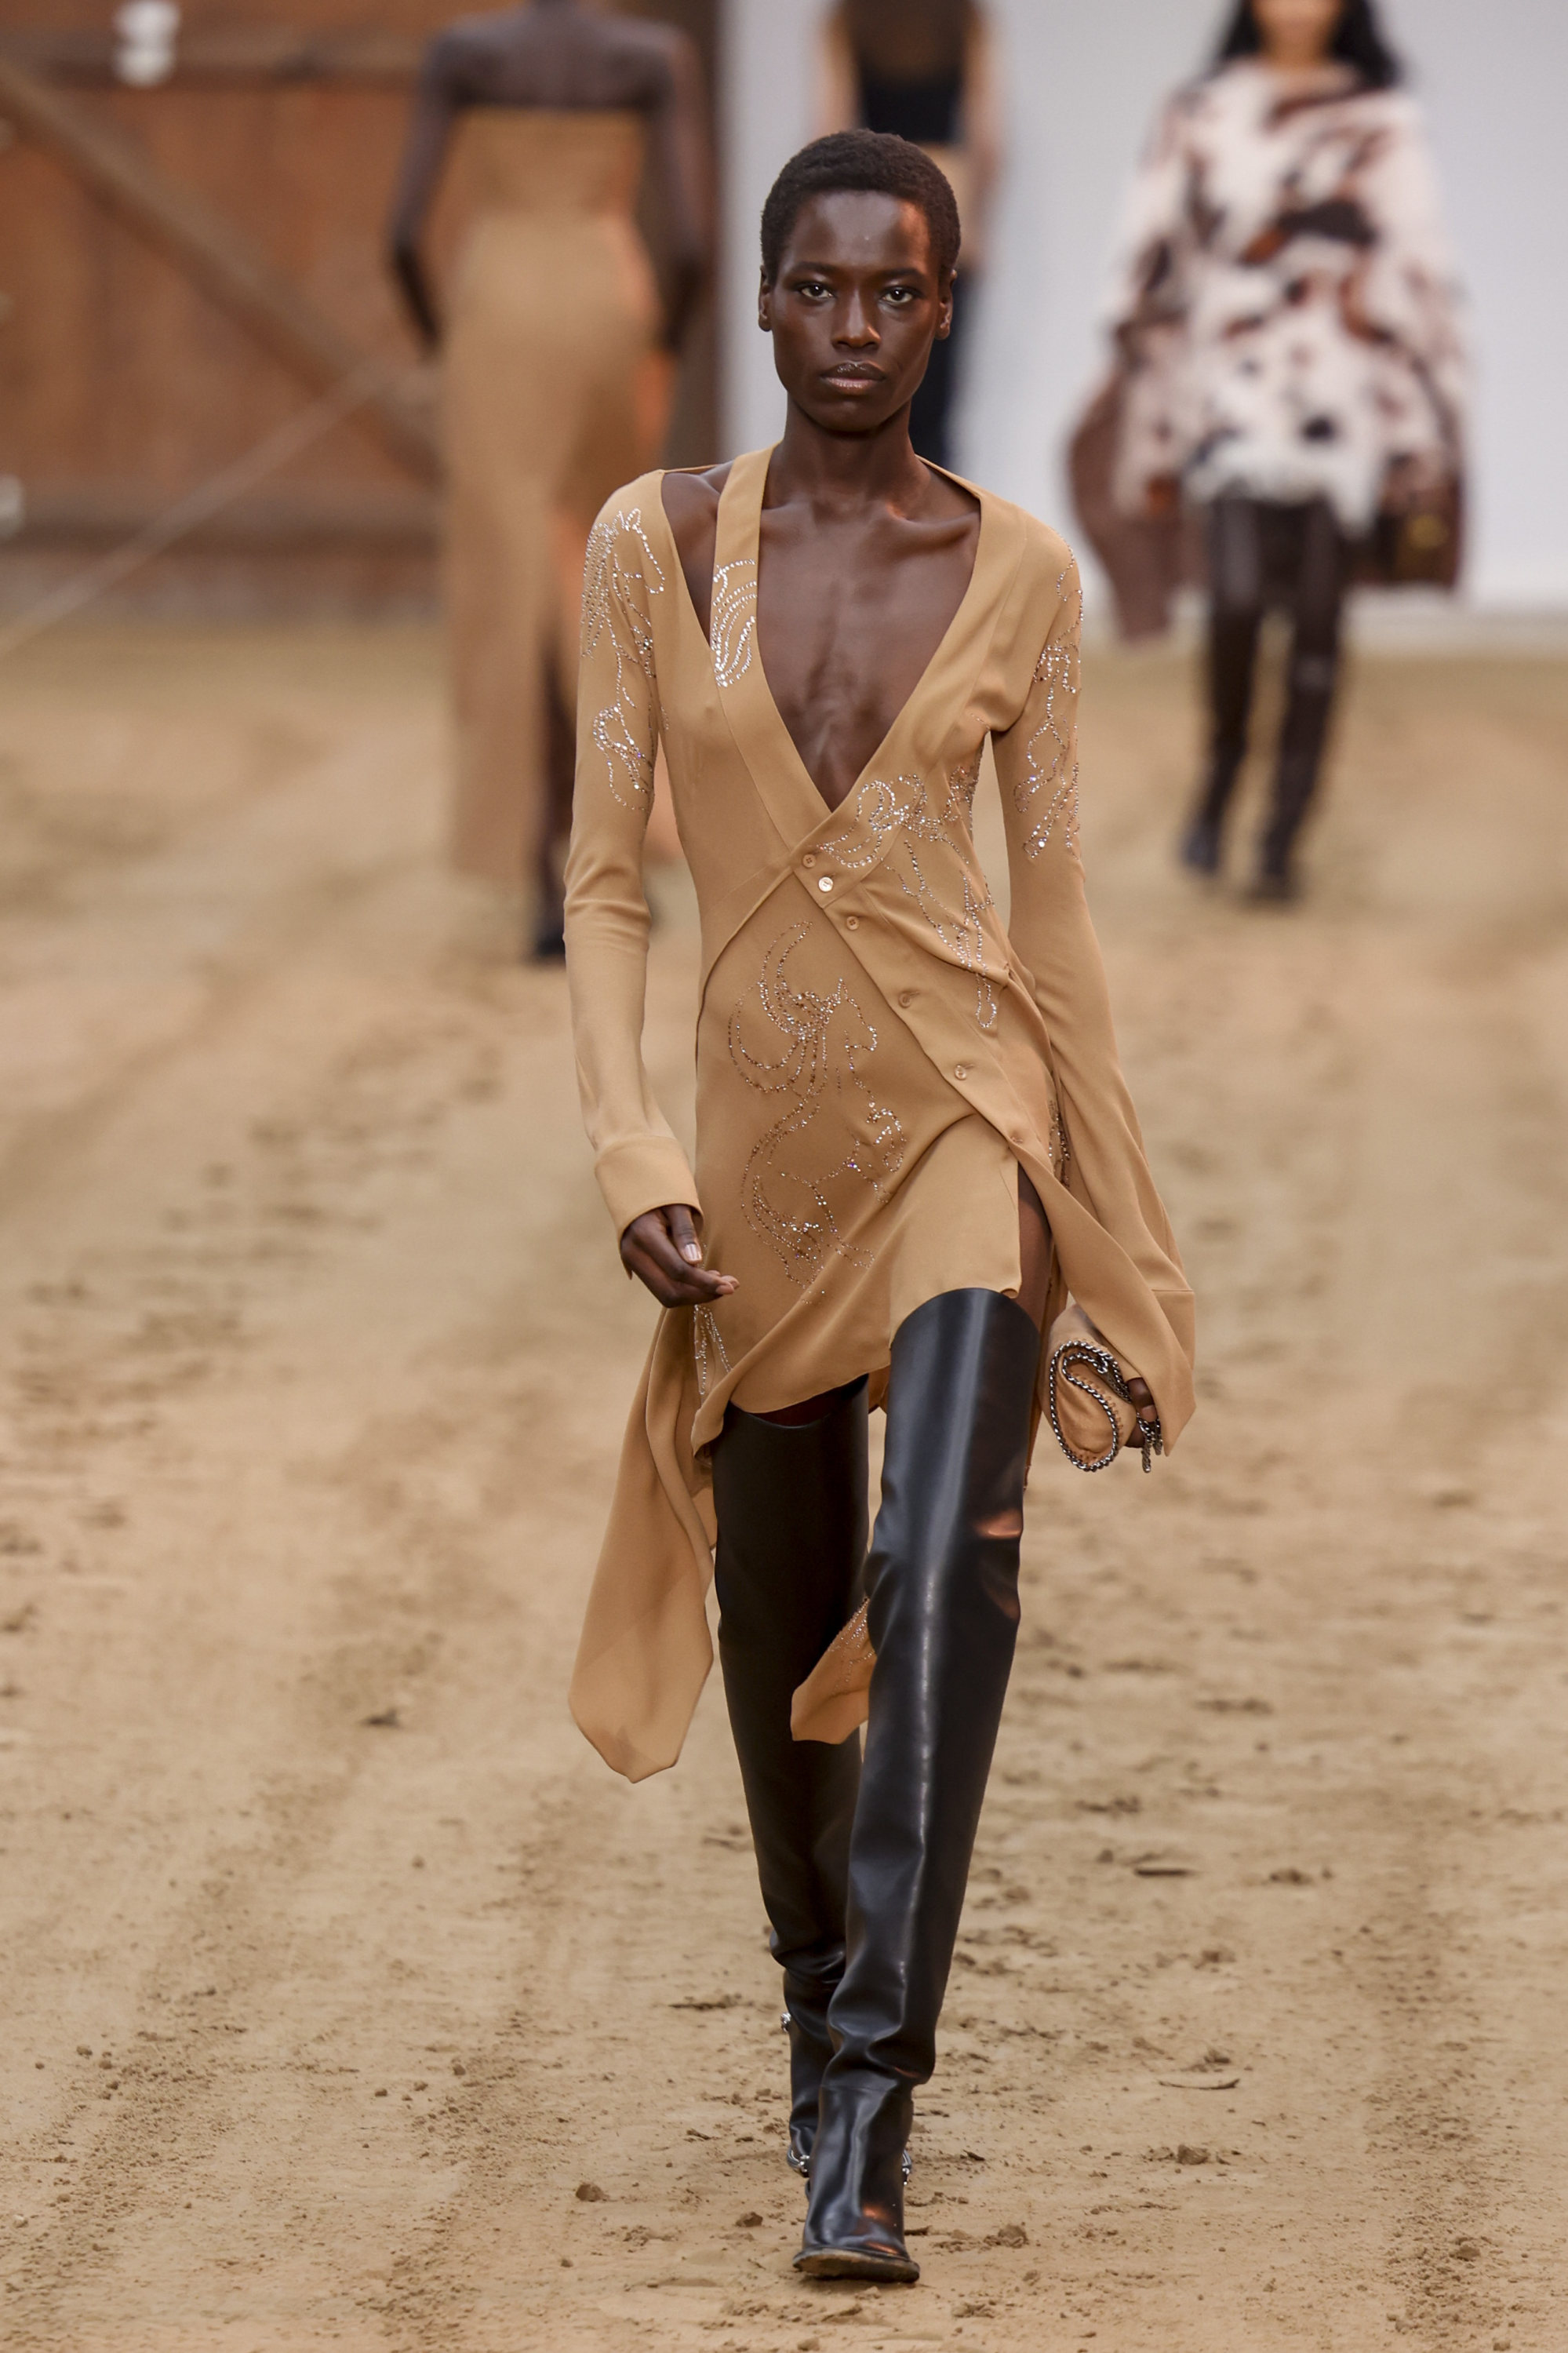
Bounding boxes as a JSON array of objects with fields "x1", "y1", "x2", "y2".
[
  {"x1": 442, "y1": 108, "x2": 671, "y2": 884},
  {"x1": 563, "y1": 450, "x2": 1195, "y2": 1782}
]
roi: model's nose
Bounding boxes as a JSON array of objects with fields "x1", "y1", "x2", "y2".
[{"x1": 834, "y1": 293, "x2": 879, "y2": 347}]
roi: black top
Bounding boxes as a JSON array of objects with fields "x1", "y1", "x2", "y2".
[{"x1": 858, "y1": 68, "x2": 962, "y2": 146}]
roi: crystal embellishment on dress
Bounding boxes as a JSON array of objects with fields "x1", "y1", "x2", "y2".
[
  {"x1": 817, "y1": 753, "x2": 1002, "y2": 1030},
  {"x1": 581, "y1": 506, "x2": 664, "y2": 805},
  {"x1": 729, "y1": 921, "x2": 907, "y2": 1289},
  {"x1": 1017, "y1": 578, "x2": 1083, "y2": 861},
  {"x1": 709, "y1": 557, "x2": 758, "y2": 688},
  {"x1": 692, "y1": 1304, "x2": 731, "y2": 1400}
]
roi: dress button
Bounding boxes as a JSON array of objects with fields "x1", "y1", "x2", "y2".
[
  {"x1": 802, "y1": 852, "x2": 817, "y2": 868},
  {"x1": 817, "y1": 875, "x2": 834, "y2": 893},
  {"x1": 845, "y1": 914, "x2": 859, "y2": 930},
  {"x1": 898, "y1": 991, "x2": 912, "y2": 1008},
  {"x1": 954, "y1": 1064, "x2": 970, "y2": 1081}
]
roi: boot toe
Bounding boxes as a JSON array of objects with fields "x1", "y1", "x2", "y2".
[
  {"x1": 795, "y1": 2235, "x2": 919, "y2": 2283},
  {"x1": 1179, "y1": 818, "x2": 1224, "y2": 876}
]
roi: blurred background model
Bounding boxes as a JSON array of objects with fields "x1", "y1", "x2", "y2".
[
  {"x1": 814, "y1": 0, "x2": 999, "y2": 472},
  {"x1": 1072, "y1": 0, "x2": 1466, "y2": 901},
  {"x1": 388, "y1": 0, "x2": 711, "y2": 956}
]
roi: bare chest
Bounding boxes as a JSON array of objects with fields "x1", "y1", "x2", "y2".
[{"x1": 755, "y1": 513, "x2": 978, "y2": 813}]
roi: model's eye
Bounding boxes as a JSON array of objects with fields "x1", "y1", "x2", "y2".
[
  {"x1": 882, "y1": 285, "x2": 920, "y2": 307},
  {"x1": 795, "y1": 279, "x2": 832, "y2": 300}
]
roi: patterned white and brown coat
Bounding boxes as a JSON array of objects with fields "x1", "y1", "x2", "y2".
[{"x1": 1101, "y1": 59, "x2": 1466, "y2": 533}]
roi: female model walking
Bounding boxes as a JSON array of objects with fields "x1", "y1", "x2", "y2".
[
  {"x1": 1076, "y1": 0, "x2": 1465, "y2": 899},
  {"x1": 387, "y1": 0, "x2": 711, "y2": 955},
  {"x1": 815, "y1": 0, "x2": 1001, "y2": 469},
  {"x1": 564, "y1": 131, "x2": 1194, "y2": 2281}
]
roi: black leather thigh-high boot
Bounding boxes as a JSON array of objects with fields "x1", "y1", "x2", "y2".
[
  {"x1": 712, "y1": 1380, "x2": 868, "y2": 2176},
  {"x1": 797, "y1": 1291, "x2": 1039, "y2": 2282}
]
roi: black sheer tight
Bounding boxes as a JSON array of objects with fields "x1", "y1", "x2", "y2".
[{"x1": 1195, "y1": 495, "x2": 1352, "y2": 880}]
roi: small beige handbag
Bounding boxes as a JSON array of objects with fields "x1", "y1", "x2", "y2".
[{"x1": 1044, "y1": 1299, "x2": 1162, "y2": 1475}]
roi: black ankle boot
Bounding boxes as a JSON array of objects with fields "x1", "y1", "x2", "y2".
[
  {"x1": 1181, "y1": 747, "x2": 1245, "y2": 876},
  {"x1": 711, "y1": 1382, "x2": 868, "y2": 2178},
  {"x1": 797, "y1": 1292, "x2": 1039, "y2": 2282}
]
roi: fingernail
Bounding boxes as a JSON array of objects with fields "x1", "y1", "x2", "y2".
[{"x1": 681, "y1": 1243, "x2": 701, "y2": 1262}]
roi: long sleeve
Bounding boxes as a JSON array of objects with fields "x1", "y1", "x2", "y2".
[
  {"x1": 1359, "y1": 99, "x2": 1468, "y2": 458},
  {"x1": 991, "y1": 549, "x2": 1195, "y2": 1401},
  {"x1": 1097, "y1": 93, "x2": 1197, "y2": 523},
  {"x1": 1100, "y1": 93, "x2": 1191, "y2": 350},
  {"x1": 564, "y1": 492, "x2": 700, "y2": 1240}
]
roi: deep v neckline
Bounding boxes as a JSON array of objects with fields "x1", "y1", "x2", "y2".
[{"x1": 715, "y1": 447, "x2": 991, "y2": 821}]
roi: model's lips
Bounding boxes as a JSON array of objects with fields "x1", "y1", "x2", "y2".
[{"x1": 820, "y1": 366, "x2": 884, "y2": 392}]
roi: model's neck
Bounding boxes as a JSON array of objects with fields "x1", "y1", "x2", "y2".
[
  {"x1": 1259, "y1": 44, "x2": 1341, "y2": 78},
  {"x1": 769, "y1": 405, "x2": 931, "y2": 513}
]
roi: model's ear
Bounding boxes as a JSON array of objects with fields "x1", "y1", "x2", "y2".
[
  {"x1": 757, "y1": 269, "x2": 773, "y2": 333},
  {"x1": 934, "y1": 269, "x2": 958, "y2": 342}
]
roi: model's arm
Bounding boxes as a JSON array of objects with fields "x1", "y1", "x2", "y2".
[
  {"x1": 1360, "y1": 100, "x2": 1468, "y2": 478},
  {"x1": 1101, "y1": 93, "x2": 1189, "y2": 356},
  {"x1": 563, "y1": 496, "x2": 734, "y2": 1309},
  {"x1": 991, "y1": 552, "x2": 1191, "y2": 1377},
  {"x1": 642, "y1": 32, "x2": 715, "y2": 353},
  {"x1": 386, "y1": 35, "x2": 462, "y2": 350}
]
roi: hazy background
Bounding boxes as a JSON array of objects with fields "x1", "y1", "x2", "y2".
[{"x1": 725, "y1": 0, "x2": 1568, "y2": 613}]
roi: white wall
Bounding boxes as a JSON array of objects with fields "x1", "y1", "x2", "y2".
[{"x1": 722, "y1": 0, "x2": 1568, "y2": 610}]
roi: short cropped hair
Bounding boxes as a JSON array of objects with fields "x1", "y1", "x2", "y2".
[{"x1": 759, "y1": 130, "x2": 962, "y2": 287}]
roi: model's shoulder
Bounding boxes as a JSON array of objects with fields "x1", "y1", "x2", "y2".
[
  {"x1": 613, "y1": 13, "x2": 699, "y2": 73},
  {"x1": 1357, "y1": 84, "x2": 1425, "y2": 133},
  {"x1": 420, "y1": 16, "x2": 494, "y2": 82},
  {"x1": 587, "y1": 475, "x2": 676, "y2": 588},
  {"x1": 978, "y1": 494, "x2": 1079, "y2": 594},
  {"x1": 591, "y1": 472, "x2": 671, "y2": 539},
  {"x1": 659, "y1": 462, "x2": 730, "y2": 526}
]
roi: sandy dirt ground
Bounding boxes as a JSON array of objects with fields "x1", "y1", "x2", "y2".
[{"x1": 2, "y1": 620, "x2": 1566, "y2": 2353}]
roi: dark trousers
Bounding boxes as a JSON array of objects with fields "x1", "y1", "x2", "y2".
[{"x1": 1199, "y1": 494, "x2": 1352, "y2": 879}]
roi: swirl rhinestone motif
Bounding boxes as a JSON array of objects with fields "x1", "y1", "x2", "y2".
[
  {"x1": 729, "y1": 922, "x2": 907, "y2": 1289},
  {"x1": 709, "y1": 557, "x2": 759, "y2": 687},
  {"x1": 818, "y1": 754, "x2": 1001, "y2": 1031},
  {"x1": 1017, "y1": 571, "x2": 1083, "y2": 861},
  {"x1": 580, "y1": 507, "x2": 664, "y2": 806}
]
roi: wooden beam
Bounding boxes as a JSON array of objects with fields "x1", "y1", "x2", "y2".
[
  {"x1": 0, "y1": 51, "x2": 438, "y2": 484},
  {"x1": 12, "y1": 485, "x2": 439, "y2": 554},
  {"x1": 0, "y1": 30, "x2": 424, "y2": 89}
]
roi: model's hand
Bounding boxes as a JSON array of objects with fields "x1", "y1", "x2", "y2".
[
  {"x1": 1126, "y1": 1375, "x2": 1159, "y2": 1433},
  {"x1": 620, "y1": 1205, "x2": 739, "y2": 1309}
]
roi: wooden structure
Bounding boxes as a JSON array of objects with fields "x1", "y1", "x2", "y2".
[{"x1": 0, "y1": 1, "x2": 719, "y2": 614}]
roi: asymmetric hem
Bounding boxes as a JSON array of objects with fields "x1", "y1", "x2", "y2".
[{"x1": 564, "y1": 450, "x2": 1195, "y2": 1781}]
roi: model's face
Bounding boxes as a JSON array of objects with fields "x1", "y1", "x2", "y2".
[
  {"x1": 759, "y1": 191, "x2": 951, "y2": 437},
  {"x1": 1250, "y1": 0, "x2": 1344, "y2": 67}
]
